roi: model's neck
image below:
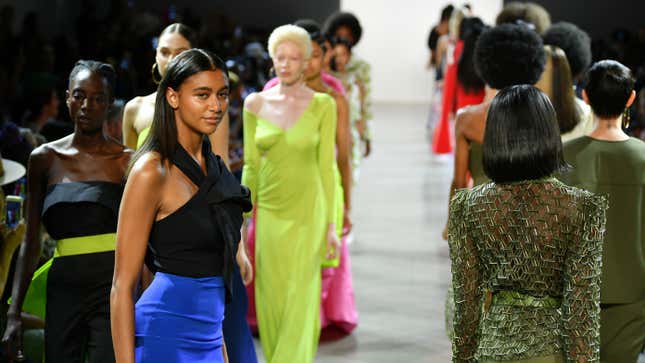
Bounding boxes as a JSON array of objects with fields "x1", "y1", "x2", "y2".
[
  {"x1": 71, "y1": 128, "x2": 109, "y2": 151},
  {"x1": 483, "y1": 86, "x2": 498, "y2": 102},
  {"x1": 277, "y1": 78, "x2": 306, "y2": 98},
  {"x1": 590, "y1": 115, "x2": 629, "y2": 141},
  {"x1": 306, "y1": 73, "x2": 325, "y2": 92}
]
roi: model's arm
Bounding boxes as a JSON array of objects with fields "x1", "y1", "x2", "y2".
[
  {"x1": 241, "y1": 94, "x2": 261, "y2": 216},
  {"x1": 111, "y1": 154, "x2": 164, "y2": 363},
  {"x1": 444, "y1": 111, "x2": 471, "y2": 240},
  {"x1": 2, "y1": 148, "x2": 49, "y2": 360},
  {"x1": 333, "y1": 94, "x2": 352, "y2": 223},
  {"x1": 122, "y1": 98, "x2": 140, "y2": 149},
  {"x1": 448, "y1": 189, "x2": 482, "y2": 362},
  {"x1": 318, "y1": 96, "x2": 339, "y2": 257},
  {"x1": 209, "y1": 113, "x2": 230, "y2": 165},
  {"x1": 562, "y1": 194, "x2": 606, "y2": 362}
]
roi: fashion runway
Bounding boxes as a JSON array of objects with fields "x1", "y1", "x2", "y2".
[{"x1": 254, "y1": 103, "x2": 455, "y2": 362}]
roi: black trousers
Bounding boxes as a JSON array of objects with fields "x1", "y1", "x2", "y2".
[{"x1": 45, "y1": 252, "x2": 115, "y2": 363}]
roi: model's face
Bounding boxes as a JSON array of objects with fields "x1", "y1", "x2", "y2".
[
  {"x1": 334, "y1": 44, "x2": 351, "y2": 71},
  {"x1": 167, "y1": 69, "x2": 229, "y2": 136},
  {"x1": 273, "y1": 40, "x2": 307, "y2": 85},
  {"x1": 305, "y1": 41, "x2": 324, "y2": 81},
  {"x1": 66, "y1": 70, "x2": 111, "y2": 133},
  {"x1": 156, "y1": 32, "x2": 191, "y2": 77},
  {"x1": 335, "y1": 26, "x2": 355, "y2": 45}
]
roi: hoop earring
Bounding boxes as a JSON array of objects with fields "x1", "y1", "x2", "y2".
[
  {"x1": 622, "y1": 107, "x2": 631, "y2": 129},
  {"x1": 151, "y1": 63, "x2": 162, "y2": 85}
]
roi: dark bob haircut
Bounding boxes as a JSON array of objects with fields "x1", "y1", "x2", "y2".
[
  {"x1": 68, "y1": 60, "x2": 117, "y2": 99},
  {"x1": 131, "y1": 49, "x2": 227, "y2": 171},
  {"x1": 474, "y1": 23, "x2": 546, "y2": 90},
  {"x1": 543, "y1": 22, "x2": 591, "y2": 82},
  {"x1": 323, "y1": 12, "x2": 362, "y2": 45},
  {"x1": 583, "y1": 59, "x2": 635, "y2": 119},
  {"x1": 483, "y1": 85, "x2": 566, "y2": 183}
]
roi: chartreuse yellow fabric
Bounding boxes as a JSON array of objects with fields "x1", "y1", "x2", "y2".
[
  {"x1": 20, "y1": 233, "x2": 116, "y2": 319},
  {"x1": 136, "y1": 126, "x2": 151, "y2": 149},
  {"x1": 242, "y1": 93, "x2": 336, "y2": 363}
]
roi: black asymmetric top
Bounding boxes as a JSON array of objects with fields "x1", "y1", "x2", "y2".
[{"x1": 145, "y1": 137, "x2": 252, "y2": 300}]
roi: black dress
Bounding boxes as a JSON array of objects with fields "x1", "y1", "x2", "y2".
[{"x1": 41, "y1": 181, "x2": 123, "y2": 363}]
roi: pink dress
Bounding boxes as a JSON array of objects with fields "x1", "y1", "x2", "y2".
[{"x1": 246, "y1": 76, "x2": 358, "y2": 336}]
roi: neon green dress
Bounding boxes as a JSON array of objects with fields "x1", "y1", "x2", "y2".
[
  {"x1": 242, "y1": 93, "x2": 337, "y2": 363},
  {"x1": 136, "y1": 126, "x2": 151, "y2": 149}
]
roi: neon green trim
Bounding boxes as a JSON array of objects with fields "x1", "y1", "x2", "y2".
[
  {"x1": 16, "y1": 233, "x2": 117, "y2": 319},
  {"x1": 54, "y1": 233, "x2": 116, "y2": 257}
]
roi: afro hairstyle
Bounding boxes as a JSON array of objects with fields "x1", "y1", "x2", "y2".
[
  {"x1": 323, "y1": 12, "x2": 362, "y2": 45},
  {"x1": 496, "y1": 2, "x2": 551, "y2": 34},
  {"x1": 543, "y1": 22, "x2": 592, "y2": 81},
  {"x1": 474, "y1": 23, "x2": 546, "y2": 90}
]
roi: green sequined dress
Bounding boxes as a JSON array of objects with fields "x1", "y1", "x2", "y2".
[{"x1": 448, "y1": 178, "x2": 607, "y2": 362}]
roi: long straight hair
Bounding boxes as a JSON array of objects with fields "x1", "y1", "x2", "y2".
[
  {"x1": 545, "y1": 46, "x2": 582, "y2": 134},
  {"x1": 128, "y1": 49, "x2": 227, "y2": 174}
]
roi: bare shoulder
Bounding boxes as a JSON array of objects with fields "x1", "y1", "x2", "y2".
[
  {"x1": 455, "y1": 102, "x2": 487, "y2": 135},
  {"x1": 28, "y1": 142, "x2": 57, "y2": 171},
  {"x1": 124, "y1": 96, "x2": 145, "y2": 116},
  {"x1": 128, "y1": 152, "x2": 166, "y2": 190},
  {"x1": 243, "y1": 92, "x2": 263, "y2": 115}
]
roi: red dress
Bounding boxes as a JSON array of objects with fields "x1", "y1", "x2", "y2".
[{"x1": 432, "y1": 41, "x2": 485, "y2": 154}]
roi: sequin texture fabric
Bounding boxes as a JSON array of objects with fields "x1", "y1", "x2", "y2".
[{"x1": 448, "y1": 178, "x2": 607, "y2": 362}]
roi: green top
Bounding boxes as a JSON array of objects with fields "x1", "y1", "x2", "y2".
[
  {"x1": 561, "y1": 136, "x2": 645, "y2": 304},
  {"x1": 468, "y1": 142, "x2": 489, "y2": 187},
  {"x1": 449, "y1": 178, "x2": 607, "y2": 362}
]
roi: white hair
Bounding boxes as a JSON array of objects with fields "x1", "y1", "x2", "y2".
[{"x1": 267, "y1": 24, "x2": 312, "y2": 60}]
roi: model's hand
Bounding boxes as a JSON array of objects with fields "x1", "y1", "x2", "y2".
[
  {"x1": 442, "y1": 224, "x2": 449, "y2": 241},
  {"x1": 236, "y1": 243, "x2": 253, "y2": 286},
  {"x1": 342, "y1": 213, "x2": 353, "y2": 236},
  {"x1": 326, "y1": 224, "x2": 341, "y2": 260},
  {"x1": 363, "y1": 140, "x2": 371, "y2": 158},
  {"x1": 2, "y1": 313, "x2": 25, "y2": 362}
]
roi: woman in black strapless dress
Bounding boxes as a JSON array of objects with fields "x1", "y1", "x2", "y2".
[{"x1": 2, "y1": 60, "x2": 131, "y2": 363}]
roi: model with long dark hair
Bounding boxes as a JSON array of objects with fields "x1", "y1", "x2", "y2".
[{"x1": 111, "y1": 49, "x2": 251, "y2": 363}]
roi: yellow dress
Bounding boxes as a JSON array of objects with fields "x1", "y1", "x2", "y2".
[{"x1": 242, "y1": 93, "x2": 336, "y2": 363}]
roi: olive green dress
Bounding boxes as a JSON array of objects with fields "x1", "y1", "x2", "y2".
[
  {"x1": 448, "y1": 178, "x2": 607, "y2": 362},
  {"x1": 468, "y1": 142, "x2": 489, "y2": 186},
  {"x1": 561, "y1": 136, "x2": 645, "y2": 362}
]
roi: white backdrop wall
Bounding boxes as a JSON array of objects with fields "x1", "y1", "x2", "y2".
[{"x1": 341, "y1": 0, "x2": 503, "y2": 104}]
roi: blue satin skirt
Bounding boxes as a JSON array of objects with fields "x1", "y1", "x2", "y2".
[{"x1": 135, "y1": 272, "x2": 225, "y2": 363}]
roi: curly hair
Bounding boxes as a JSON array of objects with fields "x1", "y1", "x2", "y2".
[
  {"x1": 267, "y1": 24, "x2": 312, "y2": 60},
  {"x1": 496, "y1": 2, "x2": 551, "y2": 34},
  {"x1": 323, "y1": 11, "x2": 362, "y2": 45},
  {"x1": 543, "y1": 22, "x2": 592, "y2": 81},
  {"x1": 474, "y1": 23, "x2": 546, "y2": 90}
]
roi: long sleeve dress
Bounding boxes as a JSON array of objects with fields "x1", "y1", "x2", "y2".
[
  {"x1": 448, "y1": 178, "x2": 607, "y2": 362},
  {"x1": 241, "y1": 93, "x2": 337, "y2": 363}
]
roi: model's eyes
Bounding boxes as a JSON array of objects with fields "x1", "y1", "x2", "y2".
[{"x1": 196, "y1": 93, "x2": 209, "y2": 99}]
